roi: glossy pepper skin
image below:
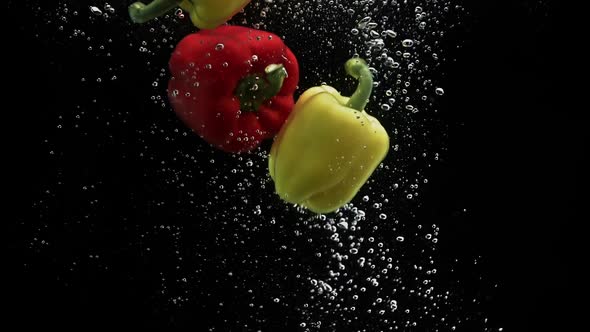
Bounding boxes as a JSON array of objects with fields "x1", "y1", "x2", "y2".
[
  {"x1": 168, "y1": 26, "x2": 299, "y2": 153},
  {"x1": 269, "y1": 58, "x2": 389, "y2": 214},
  {"x1": 129, "y1": 0, "x2": 251, "y2": 29}
]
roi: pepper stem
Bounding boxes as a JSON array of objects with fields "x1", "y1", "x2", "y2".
[
  {"x1": 345, "y1": 58, "x2": 373, "y2": 111},
  {"x1": 263, "y1": 64, "x2": 288, "y2": 100},
  {"x1": 235, "y1": 64, "x2": 288, "y2": 112},
  {"x1": 129, "y1": 0, "x2": 181, "y2": 24}
]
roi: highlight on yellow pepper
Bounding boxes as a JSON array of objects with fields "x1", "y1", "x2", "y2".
[
  {"x1": 129, "y1": 0, "x2": 251, "y2": 29},
  {"x1": 269, "y1": 58, "x2": 390, "y2": 214}
]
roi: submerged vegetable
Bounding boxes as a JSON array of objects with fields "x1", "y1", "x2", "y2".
[
  {"x1": 129, "y1": 0, "x2": 251, "y2": 29},
  {"x1": 168, "y1": 26, "x2": 299, "y2": 153},
  {"x1": 269, "y1": 58, "x2": 390, "y2": 213}
]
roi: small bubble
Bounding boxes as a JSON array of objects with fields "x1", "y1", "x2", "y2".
[
  {"x1": 337, "y1": 221, "x2": 349, "y2": 230},
  {"x1": 384, "y1": 30, "x2": 397, "y2": 38},
  {"x1": 402, "y1": 39, "x2": 414, "y2": 47},
  {"x1": 358, "y1": 16, "x2": 372, "y2": 29},
  {"x1": 89, "y1": 6, "x2": 102, "y2": 16},
  {"x1": 105, "y1": 4, "x2": 115, "y2": 14}
]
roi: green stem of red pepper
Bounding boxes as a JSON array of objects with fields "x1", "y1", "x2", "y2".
[
  {"x1": 129, "y1": 0, "x2": 181, "y2": 24},
  {"x1": 345, "y1": 58, "x2": 374, "y2": 111},
  {"x1": 235, "y1": 64, "x2": 288, "y2": 112}
]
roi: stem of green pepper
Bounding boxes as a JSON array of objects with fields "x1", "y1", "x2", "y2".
[
  {"x1": 235, "y1": 64, "x2": 288, "y2": 112},
  {"x1": 129, "y1": 0, "x2": 182, "y2": 24},
  {"x1": 345, "y1": 58, "x2": 373, "y2": 111}
]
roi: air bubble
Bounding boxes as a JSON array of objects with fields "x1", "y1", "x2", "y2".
[{"x1": 402, "y1": 39, "x2": 414, "y2": 47}]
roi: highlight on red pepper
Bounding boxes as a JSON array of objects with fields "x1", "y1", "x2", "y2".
[
  {"x1": 129, "y1": 0, "x2": 252, "y2": 30},
  {"x1": 167, "y1": 26, "x2": 299, "y2": 153}
]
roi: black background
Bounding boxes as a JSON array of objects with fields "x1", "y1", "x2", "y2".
[{"x1": 6, "y1": 0, "x2": 580, "y2": 331}]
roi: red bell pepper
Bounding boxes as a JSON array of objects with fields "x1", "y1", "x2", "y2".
[{"x1": 168, "y1": 26, "x2": 299, "y2": 153}]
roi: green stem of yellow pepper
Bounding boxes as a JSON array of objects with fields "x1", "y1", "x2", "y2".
[
  {"x1": 345, "y1": 58, "x2": 373, "y2": 111},
  {"x1": 129, "y1": 0, "x2": 182, "y2": 24}
]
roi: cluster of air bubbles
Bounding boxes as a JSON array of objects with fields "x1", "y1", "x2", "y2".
[
  {"x1": 174, "y1": 8, "x2": 185, "y2": 19},
  {"x1": 89, "y1": 3, "x2": 115, "y2": 17},
  {"x1": 342, "y1": 2, "x2": 453, "y2": 124},
  {"x1": 292, "y1": 200, "x2": 461, "y2": 329}
]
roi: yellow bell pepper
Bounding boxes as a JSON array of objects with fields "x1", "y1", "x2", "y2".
[
  {"x1": 129, "y1": 0, "x2": 251, "y2": 30},
  {"x1": 269, "y1": 58, "x2": 390, "y2": 214},
  {"x1": 180, "y1": 0, "x2": 251, "y2": 29}
]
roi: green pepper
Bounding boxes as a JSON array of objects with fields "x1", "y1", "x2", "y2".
[
  {"x1": 129, "y1": 0, "x2": 251, "y2": 30},
  {"x1": 269, "y1": 58, "x2": 390, "y2": 214}
]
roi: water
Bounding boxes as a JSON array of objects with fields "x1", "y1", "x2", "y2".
[{"x1": 10, "y1": 0, "x2": 568, "y2": 331}]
